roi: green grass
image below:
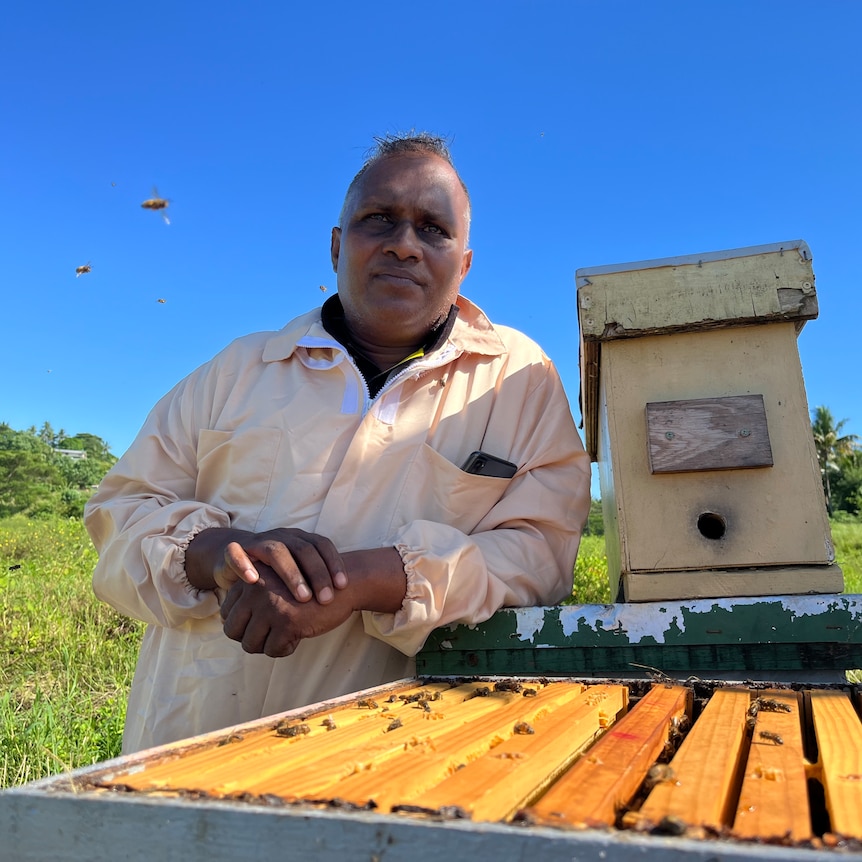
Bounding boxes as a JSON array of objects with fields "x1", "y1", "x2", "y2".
[
  {"x1": 1, "y1": 516, "x2": 860, "y2": 788},
  {"x1": 0, "y1": 516, "x2": 144, "y2": 788}
]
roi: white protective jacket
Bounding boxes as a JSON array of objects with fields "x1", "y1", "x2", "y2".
[{"x1": 85, "y1": 296, "x2": 591, "y2": 752}]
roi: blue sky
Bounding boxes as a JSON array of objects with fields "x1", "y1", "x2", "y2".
[{"x1": 3, "y1": 1, "x2": 860, "y2": 499}]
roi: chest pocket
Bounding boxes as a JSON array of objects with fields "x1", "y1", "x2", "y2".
[
  {"x1": 388, "y1": 443, "x2": 512, "y2": 536},
  {"x1": 195, "y1": 428, "x2": 283, "y2": 530}
]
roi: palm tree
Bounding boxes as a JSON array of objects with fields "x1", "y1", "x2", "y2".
[{"x1": 811, "y1": 406, "x2": 859, "y2": 515}]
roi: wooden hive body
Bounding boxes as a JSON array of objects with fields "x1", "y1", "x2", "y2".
[{"x1": 577, "y1": 240, "x2": 842, "y2": 601}]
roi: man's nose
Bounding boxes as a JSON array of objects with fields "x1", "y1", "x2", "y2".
[{"x1": 383, "y1": 221, "x2": 423, "y2": 260}]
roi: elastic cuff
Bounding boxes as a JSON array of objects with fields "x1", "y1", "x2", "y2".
[{"x1": 178, "y1": 521, "x2": 227, "y2": 594}]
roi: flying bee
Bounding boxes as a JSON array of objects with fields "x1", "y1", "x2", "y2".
[
  {"x1": 75, "y1": 262, "x2": 92, "y2": 277},
  {"x1": 157, "y1": 298, "x2": 167, "y2": 304},
  {"x1": 319, "y1": 285, "x2": 327, "y2": 293},
  {"x1": 141, "y1": 187, "x2": 171, "y2": 224}
]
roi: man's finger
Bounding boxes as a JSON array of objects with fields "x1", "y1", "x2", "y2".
[{"x1": 224, "y1": 542, "x2": 260, "y2": 584}]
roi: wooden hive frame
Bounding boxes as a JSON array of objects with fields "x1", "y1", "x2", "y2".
[{"x1": 3, "y1": 674, "x2": 860, "y2": 861}]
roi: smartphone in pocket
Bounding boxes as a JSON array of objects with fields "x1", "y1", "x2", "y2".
[{"x1": 461, "y1": 451, "x2": 518, "y2": 479}]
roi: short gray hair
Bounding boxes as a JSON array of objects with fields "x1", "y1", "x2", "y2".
[{"x1": 338, "y1": 132, "x2": 471, "y2": 239}]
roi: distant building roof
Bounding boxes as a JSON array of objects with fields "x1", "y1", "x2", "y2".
[{"x1": 55, "y1": 448, "x2": 88, "y2": 460}]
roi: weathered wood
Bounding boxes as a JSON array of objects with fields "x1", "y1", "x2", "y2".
[
  {"x1": 646, "y1": 395, "x2": 773, "y2": 474},
  {"x1": 521, "y1": 684, "x2": 691, "y2": 828},
  {"x1": 1, "y1": 786, "x2": 842, "y2": 862},
  {"x1": 577, "y1": 241, "x2": 841, "y2": 603},
  {"x1": 597, "y1": 324, "x2": 837, "y2": 598},
  {"x1": 807, "y1": 689, "x2": 862, "y2": 839},
  {"x1": 576, "y1": 241, "x2": 816, "y2": 343},
  {"x1": 417, "y1": 597, "x2": 862, "y2": 680},
  {"x1": 621, "y1": 565, "x2": 844, "y2": 603},
  {"x1": 733, "y1": 690, "x2": 811, "y2": 841}
]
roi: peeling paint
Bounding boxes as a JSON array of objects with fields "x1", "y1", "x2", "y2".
[{"x1": 514, "y1": 606, "x2": 547, "y2": 642}]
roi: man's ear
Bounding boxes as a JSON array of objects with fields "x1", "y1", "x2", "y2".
[
  {"x1": 330, "y1": 227, "x2": 341, "y2": 273},
  {"x1": 460, "y1": 248, "x2": 473, "y2": 282}
]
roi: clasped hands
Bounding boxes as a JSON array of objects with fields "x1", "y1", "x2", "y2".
[{"x1": 185, "y1": 527, "x2": 406, "y2": 657}]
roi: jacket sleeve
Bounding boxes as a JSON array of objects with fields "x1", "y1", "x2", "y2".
[
  {"x1": 84, "y1": 365, "x2": 231, "y2": 628},
  {"x1": 362, "y1": 357, "x2": 592, "y2": 656}
]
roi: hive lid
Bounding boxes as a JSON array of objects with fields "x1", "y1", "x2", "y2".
[
  {"x1": 576, "y1": 239, "x2": 817, "y2": 342},
  {"x1": 576, "y1": 240, "x2": 818, "y2": 459}
]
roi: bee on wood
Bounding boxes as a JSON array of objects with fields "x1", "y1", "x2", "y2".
[
  {"x1": 494, "y1": 680, "x2": 523, "y2": 693},
  {"x1": 385, "y1": 694, "x2": 399, "y2": 703},
  {"x1": 321, "y1": 716, "x2": 337, "y2": 731},
  {"x1": 275, "y1": 721, "x2": 310, "y2": 738},
  {"x1": 141, "y1": 187, "x2": 171, "y2": 224},
  {"x1": 645, "y1": 763, "x2": 676, "y2": 790},
  {"x1": 75, "y1": 262, "x2": 92, "y2": 277},
  {"x1": 513, "y1": 721, "x2": 535, "y2": 735},
  {"x1": 655, "y1": 814, "x2": 688, "y2": 836},
  {"x1": 386, "y1": 717, "x2": 403, "y2": 732},
  {"x1": 754, "y1": 697, "x2": 792, "y2": 713},
  {"x1": 217, "y1": 732, "x2": 244, "y2": 746},
  {"x1": 522, "y1": 688, "x2": 537, "y2": 697},
  {"x1": 759, "y1": 730, "x2": 784, "y2": 745},
  {"x1": 470, "y1": 686, "x2": 490, "y2": 698},
  {"x1": 416, "y1": 700, "x2": 432, "y2": 713},
  {"x1": 357, "y1": 698, "x2": 378, "y2": 709}
]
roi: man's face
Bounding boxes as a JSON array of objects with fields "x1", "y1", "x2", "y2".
[{"x1": 330, "y1": 153, "x2": 473, "y2": 353}]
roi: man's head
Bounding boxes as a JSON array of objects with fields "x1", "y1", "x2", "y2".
[
  {"x1": 331, "y1": 133, "x2": 473, "y2": 360},
  {"x1": 339, "y1": 133, "x2": 471, "y2": 240}
]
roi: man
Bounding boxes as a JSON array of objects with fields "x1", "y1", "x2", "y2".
[{"x1": 85, "y1": 133, "x2": 591, "y2": 753}]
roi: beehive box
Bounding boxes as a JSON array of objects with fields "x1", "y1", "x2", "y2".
[
  {"x1": 3, "y1": 673, "x2": 861, "y2": 861},
  {"x1": 576, "y1": 240, "x2": 842, "y2": 602}
]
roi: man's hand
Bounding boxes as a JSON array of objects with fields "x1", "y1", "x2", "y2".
[
  {"x1": 220, "y1": 566, "x2": 355, "y2": 657},
  {"x1": 185, "y1": 527, "x2": 347, "y2": 604},
  {"x1": 218, "y1": 546, "x2": 408, "y2": 657}
]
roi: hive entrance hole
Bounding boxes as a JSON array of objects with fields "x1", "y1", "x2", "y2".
[{"x1": 697, "y1": 512, "x2": 726, "y2": 540}]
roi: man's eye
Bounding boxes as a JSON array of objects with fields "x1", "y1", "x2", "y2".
[
  {"x1": 366, "y1": 213, "x2": 389, "y2": 222},
  {"x1": 423, "y1": 224, "x2": 445, "y2": 235}
]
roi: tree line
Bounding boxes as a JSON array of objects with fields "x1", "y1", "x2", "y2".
[
  {"x1": 1, "y1": 407, "x2": 860, "y2": 522},
  {"x1": 812, "y1": 406, "x2": 861, "y2": 519},
  {"x1": 0, "y1": 422, "x2": 117, "y2": 519}
]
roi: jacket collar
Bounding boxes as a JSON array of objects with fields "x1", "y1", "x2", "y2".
[{"x1": 261, "y1": 295, "x2": 506, "y2": 363}]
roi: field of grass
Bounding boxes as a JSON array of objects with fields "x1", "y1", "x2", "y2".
[
  {"x1": 0, "y1": 517, "x2": 144, "y2": 788},
  {"x1": 1, "y1": 516, "x2": 860, "y2": 789}
]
